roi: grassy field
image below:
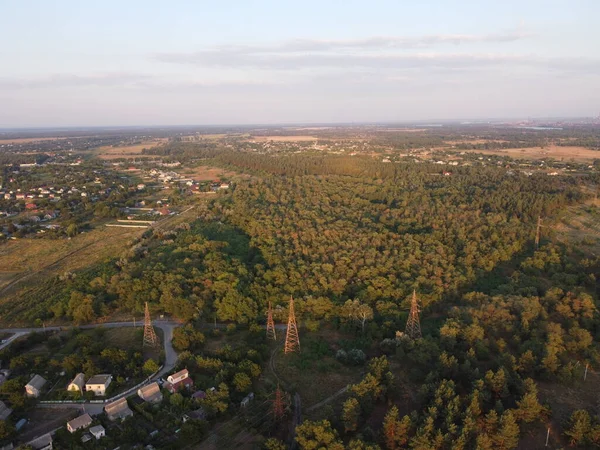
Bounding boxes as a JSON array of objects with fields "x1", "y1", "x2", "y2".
[
  {"x1": 271, "y1": 333, "x2": 364, "y2": 409},
  {"x1": 459, "y1": 145, "x2": 600, "y2": 161},
  {"x1": 179, "y1": 165, "x2": 248, "y2": 181},
  {"x1": 92, "y1": 139, "x2": 167, "y2": 159},
  {"x1": 0, "y1": 226, "x2": 143, "y2": 294}
]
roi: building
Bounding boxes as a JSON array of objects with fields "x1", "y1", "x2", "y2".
[
  {"x1": 67, "y1": 373, "x2": 85, "y2": 393},
  {"x1": 137, "y1": 382, "x2": 163, "y2": 404},
  {"x1": 26, "y1": 434, "x2": 53, "y2": 450},
  {"x1": 25, "y1": 374, "x2": 47, "y2": 398},
  {"x1": 89, "y1": 425, "x2": 105, "y2": 440},
  {"x1": 164, "y1": 369, "x2": 194, "y2": 394},
  {"x1": 66, "y1": 413, "x2": 92, "y2": 433},
  {"x1": 105, "y1": 397, "x2": 133, "y2": 421},
  {"x1": 0, "y1": 401, "x2": 12, "y2": 420},
  {"x1": 85, "y1": 374, "x2": 112, "y2": 396}
]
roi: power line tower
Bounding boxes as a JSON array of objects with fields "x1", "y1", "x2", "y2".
[
  {"x1": 266, "y1": 301, "x2": 277, "y2": 341},
  {"x1": 284, "y1": 296, "x2": 300, "y2": 354},
  {"x1": 143, "y1": 302, "x2": 159, "y2": 349},
  {"x1": 535, "y1": 216, "x2": 542, "y2": 250},
  {"x1": 405, "y1": 290, "x2": 422, "y2": 340},
  {"x1": 273, "y1": 385, "x2": 285, "y2": 421}
]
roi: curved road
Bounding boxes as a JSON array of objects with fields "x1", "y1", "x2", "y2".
[{"x1": 0, "y1": 320, "x2": 181, "y2": 415}]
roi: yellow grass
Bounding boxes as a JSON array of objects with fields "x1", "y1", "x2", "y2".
[{"x1": 0, "y1": 226, "x2": 142, "y2": 290}]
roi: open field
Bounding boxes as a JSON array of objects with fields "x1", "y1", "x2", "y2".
[
  {"x1": 0, "y1": 226, "x2": 142, "y2": 293},
  {"x1": 179, "y1": 165, "x2": 244, "y2": 181},
  {"x1": 0, "y1": 136, "x2": 87, "y2": 144},
  {"x1": 460, "y1": 145, "x2": 600, "y2": 161},
  {"x1": 250, "y1": 135, "x2": 318, "y2": 142},
  {"x1": 93, "y1": 139, "x2": 167, "y2": 159}
]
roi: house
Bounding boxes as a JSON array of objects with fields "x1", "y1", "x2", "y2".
[
  {"x1": 137, "y1": 382, "x2": 163, "y2": 404},
  {"x1": 25, "y1": 203, "x2": 37, "y2": 210},
  {"x1": 105, "y1": 397, "x2": 133, "y2": 421},
  {"x1": 85, "y1": 374, "x2": 112, "y2": 396},
  {"x1": 67, "y1": 413, "x2": 92, "y2": 433},
  {"x1": 0, "y1": 401, "x2": 12, "y2": 420},
  {"x1": 191, "y1": 390, "x2": 206, "y2": 400},
  {"x1": 186, "y1": 407, "x2": 206, "y2": 421},
  {"x1": 164, "y1": 369, "x2": 194, "y2": 393},
  {"x1": 26, "y1": 433, "x2": 53, "y2": 450},
  {"x1": 89, "y1": 425, "x2": 105, "y2": 440},
  {"x1": 67, "y1": 373, "x2": 85, "y2": 393},
  {"x1": 26, "y1": 374, "x2": 47, "y2": 398}
]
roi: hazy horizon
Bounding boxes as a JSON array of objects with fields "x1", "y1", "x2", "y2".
[{"x1": 1, "y1": 0, "x2": 599, "y2": 127}]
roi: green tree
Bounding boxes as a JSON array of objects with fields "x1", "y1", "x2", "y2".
[
  {"x1": 515, "y1": 379, "x2": 544, "y2": 423},
  {"x1": 295, "y1": 420, "x2": 345, "y2": 450},
  {"x1": 564, "y1": 409, "x2": 592, "y2": 447},
  {"x1": 233, "y1": 372, "x2": 252, "y2": 393},
  {"x1": 342, "y1": 397, "x2": 361, "y2": 432},
  {"x1": 143, "y1": 359, "x2": 159, "y2": 376}
]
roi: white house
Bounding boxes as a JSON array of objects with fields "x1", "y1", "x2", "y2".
[
  {"x1": 67, "y1": 373, "x2": 85, "y2": 393},
  {"x1": 25, "y1": 374, "x2": 47, "y2": 398},
  {"x1": 89, "y1": 425, "x2": 105, "y2": 440},
  {"x1": 66, "y1": 413, "x2": 92, "y2": 433},
  {"x1": 85, "y1": 374, "x2": 112, "y2": 396}
]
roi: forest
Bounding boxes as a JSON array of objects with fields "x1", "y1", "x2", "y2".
[{"x1": 1, "y1": 148, "x2": 599, "y2": 448}]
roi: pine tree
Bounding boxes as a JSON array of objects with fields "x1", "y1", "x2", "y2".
[
  {"x1": 342, "y1": 397, "x2": 361, "y2": 432},
  {"x1": 494, "y1": 410, "x2": 520, "y2": 450},
  {"x1": 564, "y1": 409, "x2": 592, "y2": 447},
  {"x1": 382, "y1": 406, "x2": 412, "y2": 450},
  {"x1": 515, "y1": 379, "x2": 544, "y2": 423}
]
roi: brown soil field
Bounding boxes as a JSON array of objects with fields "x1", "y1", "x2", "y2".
[
  {"x1": 461, "y1": 145, "x2": 600, "y2": 161},
  {"x1": 94, "y1": 139, "x2": 167, "y2": 159}
]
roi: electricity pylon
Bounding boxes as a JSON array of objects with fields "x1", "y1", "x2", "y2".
[
  {"x1": 273, "y1": 385, "x2": 285, "y2": 421},
  {"x1": 284, "y1": 296, "x2": 300, "y2": 354},
  {"x1": 405, "y1": 290, "x2": 422, "y2": 340},
  {"x1": 143, "y1": 302, "x2": 160, "y2": 348},
  {"x1": 266, "y1": 302, "x2": 277, "y2": 341}
]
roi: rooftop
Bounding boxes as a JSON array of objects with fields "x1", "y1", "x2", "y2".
[
  {"x1": 67, "y1": 413, "x2": 92, "y2": 431},
  {"x1": 86, "y1": 374, "x2": 112, "y2": 385}
]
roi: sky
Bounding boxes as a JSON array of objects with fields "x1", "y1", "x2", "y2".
[{"x1": 0, "y1": 0, "x2": 599, "y2": 127}]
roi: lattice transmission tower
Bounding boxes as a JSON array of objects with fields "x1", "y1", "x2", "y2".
[
  {"x1": 266, "y1": 301, "x2": 277, "y2": 341},
  {"x1": 143, "y1": 302, "x2": 160, "y2": 348},
  {"x1": 284, "y1": 296, "x2": 300, "y2": 354},
  {"x1": 405, "y1": 290, "x2": 422, "y2": 339}
]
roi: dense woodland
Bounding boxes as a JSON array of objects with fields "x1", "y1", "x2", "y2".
[{"x1": 0, "y1": 148, "x2": 599, "y2": 448}]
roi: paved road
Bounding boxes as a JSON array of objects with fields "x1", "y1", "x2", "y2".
[{"x1": 0, "y1": 320, "x2": 181, "y2": 415}]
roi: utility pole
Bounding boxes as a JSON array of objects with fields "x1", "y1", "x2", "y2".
[
  {"x1": 266, "y1": 302, "x2": 277, "y2": 341},
  {"x1": 284, "y1": 296, "x2": 300, "y2": 354},
  {"x1": 535, "y1": 216, "x2": 542, "y2": 250},
  {"x1": 143, "y1": 302, "x2": 159, "y2": 349},
  {"x1": 273, "y1": 385, "x2": 285, "y2": 421},
  {"x1": 584, "y1": 363, "x2": 589, "y2": 382},
  {"x1": 405, "y1": 289, "x2": 422, "y2": 340},
  {"x1": 545, "y1": 427, "x2": 550, "y2": 447}
]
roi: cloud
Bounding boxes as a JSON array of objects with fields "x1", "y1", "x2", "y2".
[
  {"x1": 0, "y1": 73, "x2": 152, "y2": 89},
  {"x1": 154, "y1": 49, "x2": 600, "y2": 74}
]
